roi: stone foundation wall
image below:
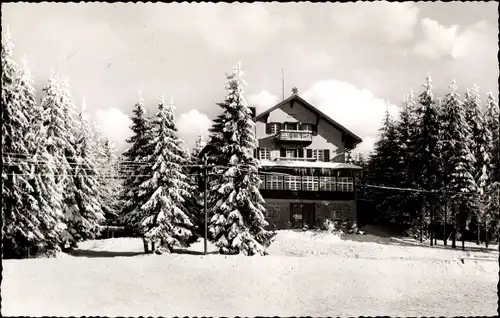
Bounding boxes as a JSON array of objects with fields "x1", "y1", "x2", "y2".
[{"x1": 262, "y1": 198, "x2": 357, "y2": 230}]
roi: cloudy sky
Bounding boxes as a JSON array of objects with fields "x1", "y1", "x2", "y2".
[{"x1": 2, "y1": 2, "x2": 498, "y2": 153}]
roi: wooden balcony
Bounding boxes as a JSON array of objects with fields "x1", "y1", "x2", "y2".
[
  {"x1": 260, "y1": 189, "x2": 355, "y2": 201},
  {"x1": 276, "y1": 130, "x2": 313, "y2": 145}
]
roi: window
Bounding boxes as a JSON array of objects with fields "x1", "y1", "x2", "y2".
[
  {"x1": 258, "y1": 175, "x2": 266, "y2": 189},
  {"x1": 285, "y1": 149, "x2": 297, "y2": 158},
  {"x1": 302, "y1": 176, "x2": 318, "y2": 191},
  {"x1": 336, "y1": 177, "x2": 354, "y2": 192},
  {"x1": 333, "y1": 209, "x2": 341, "y2": 220},
  {"x1": 270, "y1": 123, "x2": 280, "y2": 135},
  {"x1": 266, "y1": 175, "x2": 283, "y2": 190},
  {"x1": 284, "y1": 176, "x2": 301, "y2": 191},
  {"x1": 319, "y1": 177, "x2": 336, "y2": 191},
  {"x1": 312, "y1": 149, "x2": 323, "y2": 161},
  {"x1": 302, "y1": 124, "x2": 312, "y2": 131},
  {"x1": 259, "y1": 148, "x2": 270, "y2": 160},
  {"x1": 285, "y1": 122, "x2": 298, "y2": 130}
]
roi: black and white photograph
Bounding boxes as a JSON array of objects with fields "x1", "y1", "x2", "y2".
[{"x1": 1, "y1": 1, "x2": 499, "y2": 317}]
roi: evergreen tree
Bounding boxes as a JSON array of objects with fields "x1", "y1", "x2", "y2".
[
  {"x1": 41, "y1": 73, "x2": 84, "y2": 247},
  {"x1": 65, "y1": 105, "x2": 105, "y2": 242},
  {"x1": 463, "y1": 85, "x2": 491, "y2": 244},
  {"x1": 483, "y1": 93, "x2": 500, "y2": 246},
  {"x1": 205, "y1": 62, "x2": 275, "y2": 255},
  {"x1": 186, "y1": 133, "x2": 206, "y2": 234},
  {"x1": 98, "y1": 138, "x2": 123, "y2": 225},
  {"x1": 138, "y1": 95, "x2": 197, "y2": 253},
  {"x1": 409, "y1": 75, "x2": 442, "y2": 242},
  {"x1": 120, "y1": 93, "x2": 155, "y2": 236},
  {"x1": 190, "y1": 134, "x2": 206, "y2": 165},
  {"x1": 440, "y1": 80, "x2": 477, "y2": 249},
  {"x1": 20, "y1": 58, "x2": 67, "y2": 256},
  {"x1": 1, "y1": 31, "x2": 52, "y2": 257},
  {"x1": 393, "y1": 89, "x2": 422, "y2": 233},
  {"x1": 366, "y1": 108, "x2": 401, "y2": 224}
]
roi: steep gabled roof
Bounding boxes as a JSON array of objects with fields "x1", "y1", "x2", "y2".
[{"x1": 254, "y1": 94, "x2": 363, "y2": 150}]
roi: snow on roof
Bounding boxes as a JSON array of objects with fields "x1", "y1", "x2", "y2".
[{"x1": 259, "y1": 160, "x2": 362, "y2": 170}]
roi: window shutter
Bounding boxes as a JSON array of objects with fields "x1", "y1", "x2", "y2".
[
  {"x1": 279, "y1": 123, "x2": 284, "y2": 131},
  {"x1": 312, "y1": 124, "x2": 318, "y2": 136},
  {"x1": 306, "y1": 149, "x2": 313, "y2": 158},
  {"x1": 256, "y1": 147, "x2": 261, "y2": 159},
  {"x1": 266, "y1": 123, "x2": 271, "y2": 134},
  {"x1": 280, "y1": 148, "x2": 286, "y2": 158},
  {"x1": 323, "y1": 149, "x2": 330, "y2": 162},
  {"x1": 253, "y1": 148, "x2": 257, "y2": 158},
  {"x1": 298, "y1": 148, "x2": 304, "y2": 158}
]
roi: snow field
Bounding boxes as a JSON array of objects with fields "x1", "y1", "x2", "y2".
[{"x1": 2, "y1": 230, "x2": 498, "y2": 317}]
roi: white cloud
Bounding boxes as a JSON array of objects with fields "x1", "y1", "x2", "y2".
[
  {"x1": 247, "y1": 90, "x2": 280, "y2": 114},
  {"x1": 176, "y1": 109, "x2": 212, "y2": 150},
  {"x1": 413, "y1": 19, "x2": 493, "y2": 60},
  {"x1": 94, "y1": 108, "x2": 133, "y2": 152},
  {"x1": 330, "y1": 2, "x2": 420, "y2": 43},
  {"x1": 147, "y1": 3, "x2": 304, "y2": 54},
  {"x1": 302, "y1": 80, "x2": 399, "y2": 154},
  {"x1": 288, "y1": 46, "x2": 334, "y2": 69}
]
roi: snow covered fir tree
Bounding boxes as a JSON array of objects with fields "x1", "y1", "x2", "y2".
[
  {"x1": 133, "y1": 95, "x2": 197, "y2": 253},
  {"x1": 2, "y1": 32, "x2": 109, "y2": 258},
  {"x1": 203, "y1": 62, "x2": 276, "y2": 255},
  {"x1": 364, "y1": 75, "x2": 500, "y2": 249}
]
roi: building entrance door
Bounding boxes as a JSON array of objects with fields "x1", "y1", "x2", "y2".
[{"x1": 290, "y1": 203, "x2": 316, "y2": 228}]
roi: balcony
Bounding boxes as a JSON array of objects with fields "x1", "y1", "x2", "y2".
[
  {"x1": 276, "y1": 129, "x2": 313, "y2": 145},
  {"x1": 258, "y1": 174, "x2": 355, "y2": 201}
]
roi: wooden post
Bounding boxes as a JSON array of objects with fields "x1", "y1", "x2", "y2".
[
  {"x1": 204, "y1": 155, "x2": 208, "y2": 256},
  {"x1": 443, "y1": 200, "x2": 448, "y2": 246}
]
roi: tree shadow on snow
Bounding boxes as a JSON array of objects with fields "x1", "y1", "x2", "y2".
[
  {"x1": 66, "y1": 249, "x2": 146, "y2": 258},
  {"x1": 171, "y1": 248, "x2": 218, "y2": 255},
  {"x1": 342, "y1": 233, "x2": 498, "y2": 254}
]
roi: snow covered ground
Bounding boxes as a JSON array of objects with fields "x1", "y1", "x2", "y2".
[{"x1": 2, "y1": 230, "x2": 498, "y2": 317}]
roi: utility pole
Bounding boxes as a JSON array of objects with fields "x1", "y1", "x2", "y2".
[{"x1": 203, "y1": 154, "x2": 208, "y2": 255}]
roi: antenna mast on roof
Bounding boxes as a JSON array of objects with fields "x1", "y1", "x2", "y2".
[{"x1": 282, "y1": 68, "x2": 285, "y2": 101}]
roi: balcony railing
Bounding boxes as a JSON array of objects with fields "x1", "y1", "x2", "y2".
[
  {"x1": 258, "y1": 174, "x2": 354, "y2": 192},
  {"x1": 276, "y1": 130, "x2": 313, "y2": 143}
]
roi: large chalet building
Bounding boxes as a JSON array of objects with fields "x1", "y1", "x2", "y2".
[
  {"x1": 250, "y1": 88, "x2": 363, "y2": 229},
  {"x1": 201, "y1": 87, "x2": 363, "y2": 230}
]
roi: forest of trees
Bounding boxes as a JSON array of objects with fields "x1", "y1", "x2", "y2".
[
  {"x1": 2, "y1": 33, "x2": 274, "y2": 258},
  {"x1": 2, "y1": 31, "x2": 498, "y2": 259},
  {"x1": 362, "y1": 76, "x2": 500, "y2": 250}
]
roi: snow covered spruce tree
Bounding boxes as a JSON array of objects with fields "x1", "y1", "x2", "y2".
[
  {"x1": 205, "y1": 63, "x2": 276, "y2": 255},
  {"x1": 136, "y1": 95, "x2": 197, "y2": 253},
  {"x1": 366, "y1": 108, "x2": 401, "y2": 224},
  {"x1": 393, "y1": 89, "x2": 423, "y2": 230},
  {"x1": 64, "y1": 104, "x2": 105, "y2": 242},
  {"x1": 20, "y1": 58, "x2": 68, "y2": 256},
  {"x1": 40, "y1": 72, "x2": 86, "y2": 248},
  {"x1": 483, "y1": 93, "x2": 500, "y2": 247},
  {"x1": 463, "y1": 86, "x2": 492, "y2": 244},
  {"x1": 1, "y1": 30, "x2": 63, "y2": 258},
  {"x1": 185, "y1": 133, "x2": 206, "y2": 233},
  {"x1": 120, "y1": 93, "x2": 155, "y2": 249},
  {"x1": 440, "y1": 80, "x2": 477, "y2": 250},
  {"x1": 97, "y1": 137, "x2": 123, "y2": 225},
  {"x1": 409, "y1": 75, "x2": 442, "y2": 243}
]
